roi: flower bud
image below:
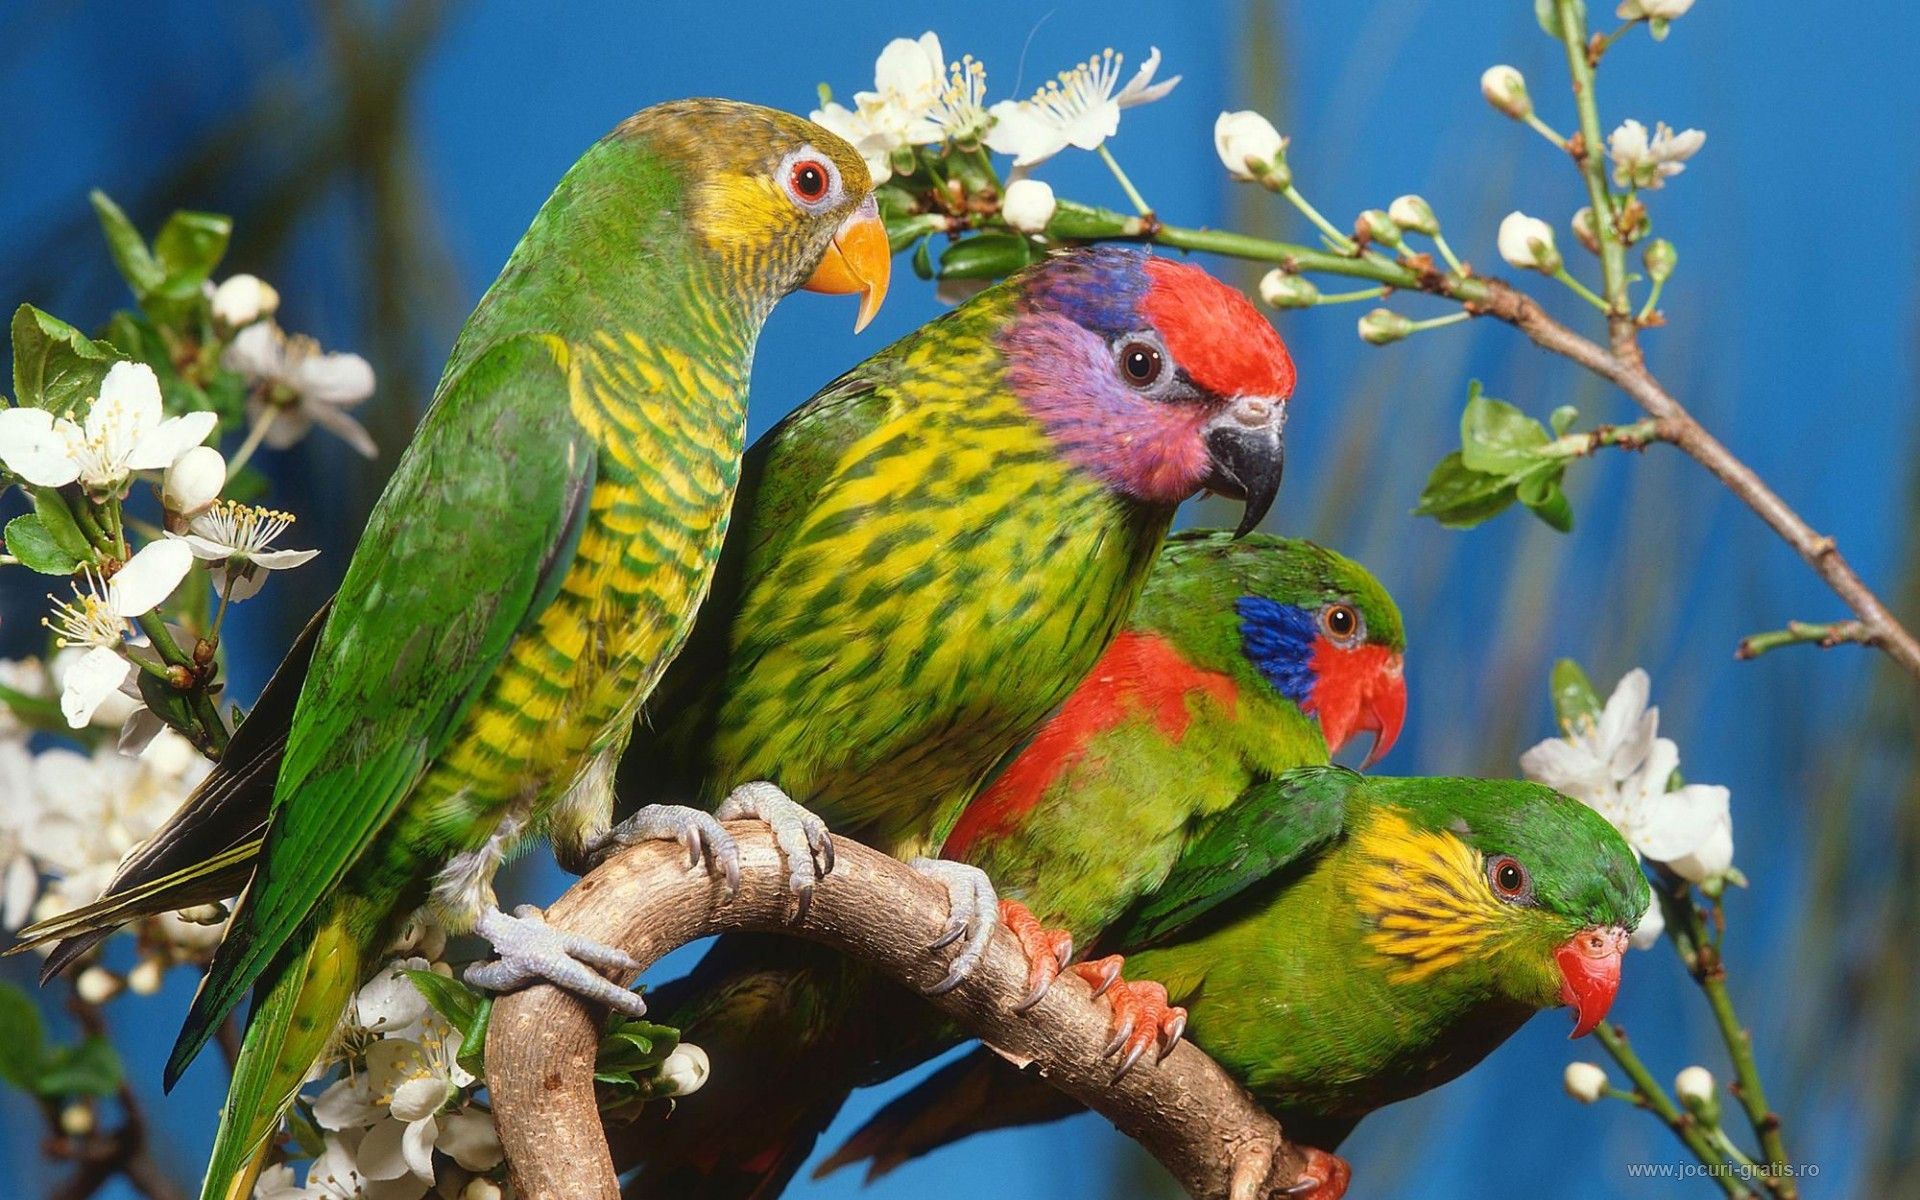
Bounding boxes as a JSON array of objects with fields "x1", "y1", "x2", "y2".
[
  {"x1": 1356, "y1": 210, "x2": 1402, "y2": 248},
  {"x1": 128, "y1": 957, "x2": 165, "y2": 996},
  {"x1": 1570, "y1": 208, "x2": 1601, "y2": 255},
  {"x1": 1480, "y1": 65, "x2": 1532, "y2": 120},
  {"x1": 1213, "y1": 110, "x2": 1290, "y2": 185},
  {"x1": 1643, "y1": 238, "x2": 1677, "y2": 283},
  {"x1": 209, "y1": 274, "x2": 280, "y2": 329},
  {"x1": 1388, "y1": 194, "x2": 1439, "y2": 237},
  {"x1": 1619, "y1": 0, "x2": 1695, "y2": 20},
  {"x1": 658, "y1": 1043, "x2": 712, "y2": 1097},
  {"x1": 60, "y1": 1103, "x2": 95, "y2": 1137},
  {"x1": 176, "y1": 902, "x2": 230, "y2": 926},
  {"x1": 1667, "y1": 817, "x2": 1733, "y2": 884},
  {"x1": 76, "y1": 966, "x2": 122, "y2": 1006},
  {"x1": 1497, "y1": 211, "x2": 1563, "y2": 274},
  {"x1": 1258, "y1": 270, "x2": 1319, "y2": 310},
  {"x1": 1357, "y1": 308, "x2": 1413, "y2": 346},
  {"x1": 1001, "y1": 179, "x2": 1057, "y2": 235},
  {"x1": 1674, "y1": 1066, "x2": 1719, "y2": 1121},
  {"x1": 163, "y1": 446, "x2": 226, "y2": 519},
  {"x1": 1563, "y1": 1060, "x2": 1609, "y2": 1103},
  {"x1": 462, "y1": 1180, "x2": 504, "y2": 1200}
]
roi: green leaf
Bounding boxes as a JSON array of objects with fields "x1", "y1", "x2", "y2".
[
  {"x1": 5, "y1": 513, "x2": 83, "y2": 575},
  {"x1": 403, "y1": 968, "x2": 482, "y2": 1032},
  {"x1": 1549, "y1": 658, "x2": 1603, "y2": 734},
  {"x1": 937, "y1": 233, "x2": 1038, "y2": 281},
  {"x1": 1549, "y1": 404, "x2": 1579, "y2": 436},
  {"x1": 137, "y1": 668, "x2": 199, "y2": 733},
  {"x1": 11, "y1": 304, "x2": 122, "y2": 414},
  {"x1": 287, "y1": 1101, "x2": 327, "y2": 1158},
  {"x1": 911, "y1": 237, "x2": 934, "y2": 281},
  {"x1": 1459, "y1": 385, "x2": 1550, "y2": 475},
  {"x1": 0, "y1": 983, "x2": 46, "y2": 1092},
  {"x1": 33, "y1": 490, "x2": 95, "y2": 562},
  {"x1": 1516, "y1": 466, "x2": 1574, "y2": 532},
  {"x1": 151, "y1": 211, "x2": 232, "y2": 298},
  {"x1": 90, "y1": 191, "x2": 164, "y2": 298},
  {"x1": 1412, "y1": 452, "x2": 1519, "y2": 529},
  {"x1": 456, "y1": 995, "x2": 492, "y2": 1079},
  {"x1": 1535, "y1": 0, "x2": 1587, "y2": 38},
  {"x1": 1649, "y1": 16, "x2": 1671, "y2": 40},
  {"x1": 36, "y1": 1035, "x2": 122, "y2": 1097}
]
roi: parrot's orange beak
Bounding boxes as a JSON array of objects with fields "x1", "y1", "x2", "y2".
[
  {"x1": 1556, "y1": 925, "x2": 1629, "y2": 1039},
  {"x1": 1357, "y1": 652, "x2": 1406, "y2": 769},
  {"x1": 804, "y1": 196, "x2": 890, "y2": 333}
]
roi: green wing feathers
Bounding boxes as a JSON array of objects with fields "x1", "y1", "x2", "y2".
[{"x1": 167, "y1": 333, "x2": 597, "y2": 1087}]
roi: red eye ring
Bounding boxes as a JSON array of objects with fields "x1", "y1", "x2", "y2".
[
  {"x1": 1488, "y1": 854, "x2": 1530, "y2": 901},
  {"x1": 789, "y1": 159, "x2": 830, "y2": 203}
]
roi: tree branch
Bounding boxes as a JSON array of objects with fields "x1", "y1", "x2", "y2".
[{"x1": 485, "y1": 823, "x2": 1307, "y2": 1200}]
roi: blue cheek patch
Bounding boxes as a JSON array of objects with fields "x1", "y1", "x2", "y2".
[{"x1": 1237, "y1": 595, "x2": 1317, "y2": 706}]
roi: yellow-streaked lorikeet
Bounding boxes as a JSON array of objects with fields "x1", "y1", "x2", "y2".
[
  {"x1": 625, "y1": 246, "x2": 1294, "y2": 979},
  {"x1": 830, "y1": 768, "x2": 1647, "y2": 1197},
  {"x1": 618, "y1": 531, "x2": 1404, "y2": 1198},
  {"x1": 16, "y1": 98, "x2": 891, "y2": 1200}
]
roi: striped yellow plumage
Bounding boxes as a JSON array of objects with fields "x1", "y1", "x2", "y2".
[{"x1": 1350, "y1": 808, "x2": 1507, "y2": 982}]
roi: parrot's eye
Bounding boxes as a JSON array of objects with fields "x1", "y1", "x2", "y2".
[
  {"x1": 1320, "y1": 603, "x2": 1361, "y2": 643},
  {"x1": 789, "y1": 159, "x2": 830, "y2": 203},
  {"x1": 1119, "y1": 341, "x2": 1164, "y2": 387},
  {"x1": 1487, "y1": 855, "x2": 1532, "y2": 903}
]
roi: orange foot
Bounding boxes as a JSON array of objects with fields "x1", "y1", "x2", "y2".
[
  {"x1": 1279, "y1": 1148, "x2": 1352, "y2": 1200},
  {"x1": 1000, "y1": 900, "x2": 1075, "y2": 1011},
  {"x1": 1071, "y1": 954, "x2": 1188, "y2": 1081}
]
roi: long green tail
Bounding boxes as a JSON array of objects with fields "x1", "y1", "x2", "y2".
[{"x1": 200, "y1": 915, "x2": 363, "y2": 1200}]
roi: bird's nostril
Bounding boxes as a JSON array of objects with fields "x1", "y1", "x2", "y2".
[{"x1": 1233, "y1": 397, "x2": 1272, "y2": 426}]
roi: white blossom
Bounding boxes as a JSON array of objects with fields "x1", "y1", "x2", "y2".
[
  {"x1": 1608, "y1": 119, "x2": 1705, "y2": 189},
  {"x1": 1674, "y1": 1065, "x2": 1716, "y2": 1109},
  {"x1": 0, "y1": 361, "x2": 215, "y2": 497},
  {"x1": 224, "y1": 323, "x2": 378, "y2": 459},
  {"x1": 255, "y1": 1134, "x2": 426, "y2": 1200},
  {"x1": 1480, "y1": 65, "x2": 1531, "y2": 120},
  {"x1": 1497, "y1": 211, "x2": 1562, "y2": 274},
  {"x1": 1563, "y1": 1060, "x2": 1609, "y2": 1103},
  {"x1": 210, "y1": 274, "x2": 280, "y2": 329},
  {"x1": 163, "y1": 445, "x2": 227, "y2": 520},
  {"x1": 1618, "y1": 0, "x2": 1695, "y2": 19},
  {"x1": 1258, "y1": 270, "x2": 1318, "y2": 310},
  {"x1": 314, "y1": 1004, "x2": 498, "y2": 1185},
  {"x1": 0, "y1": 740, "x2": 42, "y2": 929},
  {"x1": 986, "y1": 47, "x2": 1179, "y2": 167},
  {"x1": 1001, "y1": 179, "x2": 1057, "y2": 234},
  {"x1": 657, "y1": 1043, "x2": 711, "y2": 1096},
  {"x1": 172, "y1": 501, "x2": 318, "y2": 602},
  {"x1": 1521, "y1": 668, "x2": 1736, "y2": 893},
  {"x1": 0, "y1": 656, "x2": 51, "y2": 739},
  {"x1": 43, "y1": 541, "x2": 192, "y2": 729},
  {"x1": 811, "y1": 33, "x2": 949, "y2": 184},
  {"x1": 1630, "y1": 892, "x2": 1666, "y2": 950},
  {"x1": 1388, "y1": 194, "x2": 1439, "y2": 237},
  {"x1": 1212, "y1": 110, "x2": 1288, "y2": 182}
]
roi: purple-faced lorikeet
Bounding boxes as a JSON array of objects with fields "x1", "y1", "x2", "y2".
[
  {"x1": 617, "y1": 531, "x2": 1405, "y2": 1198},
  {"x1": 13, "y1": 98, "x2": 892, "y2": 1200},
  {"x1": 829, "y1": 766, "x2": 1647, "y2": 1197},
  {"x1": 622, "y1": 247, "x2": 1294, "y2": 978}
]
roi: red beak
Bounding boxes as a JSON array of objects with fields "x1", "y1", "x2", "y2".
[
  {"x1": 1313, "y1": 647, "x2": 1407, "y2": 768},
  {"x1": 1357, "y1": 653, "x2": 1406, "y2": 769},
  {"x1": 1555, "y1": 926, "x2": 1628, "y2": 1039}
]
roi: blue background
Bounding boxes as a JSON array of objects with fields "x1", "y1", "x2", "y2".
[{"x1": 2, "y1": 1, "x2": 1913, "y2": 1196}]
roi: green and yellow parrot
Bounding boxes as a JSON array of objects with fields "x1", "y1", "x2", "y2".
[
  {"x1": 830, "y1": 767, "x2": 1648, "y2": 1197},
  {"x1": 17, "y1": 98, "x2": 891, "y2": 1200},
  {"x1": 618, "y1": 531, "x2": 1407, "y2": 1197},
  {"x1": 625, "y1": 247, "x2": 1294, "y2": 975}
]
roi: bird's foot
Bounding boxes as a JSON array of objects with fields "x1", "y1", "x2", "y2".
[
  {"x1": 714, "y1": 781, "x2": 835, "y2": 921},
  {"x1": 908, "y1": 857, "x2": 999, "y2": 996},
  {"x1": 582, "y1": 804, "x2": 741, "y2": 896},
  {"x1": 1071, "y1": 955, "x2": 1188, "y2": 1081},
  {"x1": 1000, "y1": 900, "x2": 1074, "y2": 1012},
  {"x1": 1277, "y1": 1148, "x2": 1351, "y2": 1200},
  {"x1": 465, "y1": 903, "x2": 648, "y2": 1018}
]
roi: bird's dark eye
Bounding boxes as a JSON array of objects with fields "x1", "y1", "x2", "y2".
[
  {"x1": 1119, "y1": 341, "x2": 1163, "y2": 387},
  {"x1": 1321, "y1": 603, "x2": 1359, "y2": 641},
  {"x1": 788, "y1": 159, "x2": 830, "y2": 203},
  {"x1": 1488, "y1": 855, "x2": 1531, "y2": 902}
]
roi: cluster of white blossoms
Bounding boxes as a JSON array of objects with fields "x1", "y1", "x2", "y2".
[
  {"x1": 1521, "y1": 668, "x2": 1735, "y2": 947},
  {"x1": 812, "y1": 31, "x2": 1179, "y2": 210}
]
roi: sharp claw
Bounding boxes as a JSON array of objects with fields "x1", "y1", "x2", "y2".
[
  {"x1": 818, "y1": 833, "x2": 836, "y2": 875},
  {"x1": 925, "y1": 963, "x2": 968, "y2": 996},
  {"x1": 1159, "y1": 1010, "x2": 1188, "y2": 1061},
  {"x1": 793, "y1": 882, "x2": 815, "y2": 925},
  {"x1": 929, "y1": 918, "x2": 968, "y2": 952},
  {"x1": 1112, "y1": 1039, "x2": 1149, "y2": 1082},
  {"x1": 1074, "y1": 956, "x2": 1122, "y2": 999},
  {"x1": 1103, "y1": 1018, "x2": 1135, "y2": 1059}
]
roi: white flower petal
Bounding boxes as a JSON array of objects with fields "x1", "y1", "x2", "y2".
[
  {"x1": 126, "y1": 410, "x2": 217, "y2": 472},
  {"x1": 1629, "y1": 890, "x2": 1666, "y2": 949},
  {"x1": 59, "y1": 646, "x2": 132, "y2": 729},
  {"x1": 251, "y1": 548, "x2": 321, "y2": 570},
  {"x1": 312, "y1": 1075, "x2": 385, "y2": 1133},
  {"x1": 437, "y1": 1110, "x2": 504, "y2": 1171},
  {"x1": 305, "y1": 403, "x2": 380, "y2": 459},
  {"x1": 4, "y1": 856, "x2": 40, "y2": 930},
  {"x1": 1116, "y1": 47, "x2": 1180, "y2": 107},
  {"x1": 356, "y1": 1117, "x2": 416, "y2": 1181},
  {"x1": 0, "y1": 407, "x2": 81, "y2": 487},
  {"x1": 291, "y1": 351, "x2": 376, "y2": 406},
  {"x1": 1633, "y1": 783, "x2": 1730, "y2": 863},
  {"x1": 109, "y1": 539, "x2": 194, "y2": 617},
  {"x1": 222, "y1": 323, "x2": 285, "y2": 378},
  {"x1": 400, "y1": 1116, "x2": 440, "y2": 1182},
  {"x1": 98, "y1": 361, "x2": 164, "y2": 425},
  {"x1": 389, "y1": 1076, "x2": 446, "y2": 1124}
]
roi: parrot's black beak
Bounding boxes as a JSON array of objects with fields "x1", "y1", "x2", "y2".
[{"x1": 1201, "y1": 395, "x2": 1286, "y2": 538}]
